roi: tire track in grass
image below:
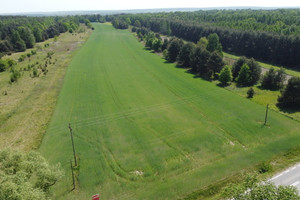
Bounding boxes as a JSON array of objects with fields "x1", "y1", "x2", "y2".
[
  {"x1": 46, "y1": 94, "x2": 203, "y2": 133},
  {"x1": 104, "y1": 37, "x2": 193, "y2": 167}
]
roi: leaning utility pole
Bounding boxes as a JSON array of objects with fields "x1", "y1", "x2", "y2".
[
  {"x1": 70, "y1": 160, "x2": 75, "y2": 190},
  {"x1": 69, "y1": 123, "x2": 77, "y2": 166},
  {"x1": 264, "y1": 104, "x2": 269, "y2": 125}
]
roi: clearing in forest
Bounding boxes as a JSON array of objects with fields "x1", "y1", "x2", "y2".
[{"x1": 39, "y1": 23, "x2": 300, "y2": 199}]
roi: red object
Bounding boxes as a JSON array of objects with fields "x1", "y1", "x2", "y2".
[{"x1": 92, "y1": 194, "x2": 99, "y2": 200}]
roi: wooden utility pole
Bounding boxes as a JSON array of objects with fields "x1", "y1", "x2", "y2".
[
  {"x1": 70, "y1": 160, "x2": 75, "y2": 190},
  {"x1": 264, "y1": 104, "x2": 269, "y2": 125},
  {"x1": 69, "y1": 123, "x2": 77, "y2": 166}
]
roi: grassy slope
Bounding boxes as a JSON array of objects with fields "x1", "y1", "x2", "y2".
[
  {"x1": 0, "y1": 27, "x2": 91, "y2": 151},
  {"x1": 39, "y1": 24, "x2": 300, "y2": 199}
]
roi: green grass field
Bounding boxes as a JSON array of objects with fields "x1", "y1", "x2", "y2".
[{"x1": 39, "y1": 24, "x2": 300, "y2": 199}]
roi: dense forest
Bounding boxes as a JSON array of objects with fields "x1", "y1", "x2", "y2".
[
  {"x1": 109, "y1": 9, "x2": 300, "y2": 70},
  {"x1": 0, "y1": 15, "x2": 94, "y2": 57}
]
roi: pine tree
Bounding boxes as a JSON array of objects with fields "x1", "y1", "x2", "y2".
[
  {"x1": 219, "y1": 65, "x2": 233, "y2": 85},
  {"x1": 237, "y1": 64, "x2": 251, "y2": 86}
]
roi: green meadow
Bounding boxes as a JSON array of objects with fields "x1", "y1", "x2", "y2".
[{"x1": 39, "y1": 23, "x2": 300, "y2": 199}]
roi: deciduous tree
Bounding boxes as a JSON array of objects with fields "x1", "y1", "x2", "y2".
[{"x1": 0, "y1": 149, "x2": 64, "y2": 200}]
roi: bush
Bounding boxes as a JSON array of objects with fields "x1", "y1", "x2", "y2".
[
  {"x1": 31, "y1": 50, "x2": 37, "y2": 55},
  {"x1": 258, "y1": 162, "x2": 272, "y2": 173},
  {"x1": 247, "y1": 88, "x2": 255, "y2": 98},
  {"x1": 10, "y1": 69, "x2": 21, "y2": 82},
  {"x1": 32, "y1": 68, "x2": 38, "y2": 77},
  {"x1": 0, "y1": 59, "x2": 8, "y2": 72},
  {"x1": 18, "y1": 54, "x2": 26, "y2": 62}
]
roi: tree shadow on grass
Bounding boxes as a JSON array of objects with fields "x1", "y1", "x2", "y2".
[
  {"x1": 163, "y1": 60, "x2": 172, "y2": 64},
  {"x1": 143, "y1": 47, "x2": 151, "y2": 51},
  {"x1": 277, "y1": 103, "x2": 300, "y2": 114},
  {"x1": 216, "y1": 82, "x2": 230, "y2": 88}
]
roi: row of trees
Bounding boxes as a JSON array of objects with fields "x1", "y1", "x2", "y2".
[
  {"x1": 112, "y1": 10, "x2": 300, "y2": 69},
  {"x1": 136, "y1": 27, "x2": 299, "y2": 107},
  {"x1": 125, "y1": 9, "x2": 300, "y2": 35},
  {"x1": 136, "y1": 27, "x2": 226, "y2": 80},
  {"x1": 0, "y1": 16, "x2": 80, "y2": 56}
]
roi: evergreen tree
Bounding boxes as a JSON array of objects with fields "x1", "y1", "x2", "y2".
[
  {"x1": 232, "y1": 56, "x2": 247, "y2": 79},
  {"x1": 261, "y1": 67, "x2": 286, "y2": 90},
  {"x1": 161, "y1": 38, "x2": 169, "y2": 51},
  {"x1": 190, "y1": 46, "x2": 210, "y2": 74},
  {"x1": 177, "y1": 42, "x2": 195, "y2": 67},
  {"x1": 278, "y1": 77, "x2": 300, "y2": 107},
  {"x1": 237, "y1": 64, "x2": 251, "y2": 86},
  {"x1": 247, "y1": 58, "x2": 262, "y2": 85},
  {"x1": 207, "y1": 33, "x2": 222, "y2": 54},
  {"x1": 205, "y1": 51, "x2": 225, "y2": 78},
  {"x1": 167, "y1": 39, "x2": 183, "y2": 62},
  {"x1": 219, "y1": 65, "x2": 233, "y2": 85},
  {"x1": 152, "y1": 39, "x2": 162, "y2": 52}
]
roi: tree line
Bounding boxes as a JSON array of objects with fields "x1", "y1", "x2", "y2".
[
  {"x1": 0, "y1": 16, "x2": 81, "y2": 57},
  {"x1": 134, "y1": 27, "x2": 299, "y2": 107},
  {"x1": 111, "y1": 9, "x2": 300, "y2": 70}
]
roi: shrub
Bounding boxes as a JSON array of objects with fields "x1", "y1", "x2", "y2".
[
  {"x1": 31, "y1": 50, "x2": 37, "y2": 55},
  {"x1": 18, "y1": 54, "x2": 26, "y2": 62},
  {"x1": 258, "y1": 162, "x2": 272, "y2": 173},
  {"x1": 10, "y1": 69, "x2": 21, "y2": 82},
  {"x1": 0, "y1": 59, "x2": 8, "y2": 72},
  {"x1": 247, "y1": 88, "x2": 255, "y2": 98}
]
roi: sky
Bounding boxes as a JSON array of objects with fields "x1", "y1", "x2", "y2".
[{"x1": 0, "y1": 0, "x2": 299, "y2": 14}]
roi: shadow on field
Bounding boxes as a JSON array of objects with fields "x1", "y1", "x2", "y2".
[{"x1": 277, "y1": 104, "x2": 300, "y2": 114}]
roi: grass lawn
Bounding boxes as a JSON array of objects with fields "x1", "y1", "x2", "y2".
[{"x1": 39, "y1": 23, "x2": 300, "y2": 200}]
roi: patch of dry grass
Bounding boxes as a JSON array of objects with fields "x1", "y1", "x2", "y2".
[{"x1": 0, "y1": 25, "x2": 92, "y2": 151}]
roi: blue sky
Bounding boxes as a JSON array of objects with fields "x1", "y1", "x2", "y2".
[{"x1": 1, "y1": 0, "x2": 299, "y2": 13}]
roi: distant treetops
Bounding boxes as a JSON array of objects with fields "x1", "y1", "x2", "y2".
[{"x1": 0, "y1": 15, "x2": 96, "y2": 57}]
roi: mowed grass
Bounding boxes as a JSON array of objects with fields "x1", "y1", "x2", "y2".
[{"x1": 39, "y1": 24, "x2": 300, "y2": 200}]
